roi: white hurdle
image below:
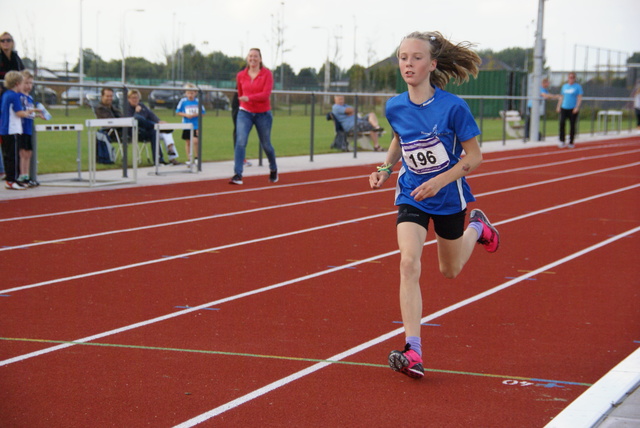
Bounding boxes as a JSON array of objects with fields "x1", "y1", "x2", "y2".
[
  {"x1": 152, "y1": 122, "x2": 195, "y2": 176},
  {"x1": 34, "y1": 124, "x2": 84, "y2": 186},
  {"x1": 85, "y1": 117, "x2": 138, "y2": 187}
]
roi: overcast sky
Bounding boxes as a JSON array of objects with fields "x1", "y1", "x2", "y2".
[{"x1": 1, "y1": 0, "x2": 638, "y2": 76}]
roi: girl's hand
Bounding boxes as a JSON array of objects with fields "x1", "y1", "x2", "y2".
[
  {"x1": 370, "y1": 171, "x2": 389, "y2": 189},
  {"x1": 410, "y1": 176, "x2": 444, "y2": 202}
]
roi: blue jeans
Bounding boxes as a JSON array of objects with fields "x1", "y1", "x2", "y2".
[
  {"x1": 134, "y1": 114, "x2": 163, "y2": 163},
  {"x1": 234, "y1": 109, "x2": 277, "y2": 176}
]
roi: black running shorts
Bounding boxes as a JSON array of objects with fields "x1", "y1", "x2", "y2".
[{"x1": 396, "y1": 204, "x2": 467, "y2": 240}]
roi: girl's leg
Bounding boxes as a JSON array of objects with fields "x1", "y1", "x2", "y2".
[
  {"x1": 396, "y1": 221, "x2": 428, "y2": 339},
  {"x1": 435, "y1": 226, "x2": 479, "y2": 279}
]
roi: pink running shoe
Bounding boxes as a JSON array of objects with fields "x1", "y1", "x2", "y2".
[
  {"x1": 388, "y1": 344, "x2": 424, "y2": 379},
  {"x1": 470, "y1": 209, "x2": 500, "y2": 253}
]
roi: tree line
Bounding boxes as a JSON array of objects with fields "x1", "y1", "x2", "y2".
[{"x1": 27, "y1": 44, "x2": 634, "y2": 92}]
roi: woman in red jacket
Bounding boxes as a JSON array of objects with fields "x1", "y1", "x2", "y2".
[{"x1": 230, "y1": 48, "x2": 278, "y2": 185}]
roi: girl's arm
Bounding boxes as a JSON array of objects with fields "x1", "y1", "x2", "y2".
[
  {"x1": 410, "y1": 136, "x2": 482, "y2": 202},
  {"x1": 370, "y1": 132, "x2": 402, "y2": 189}
]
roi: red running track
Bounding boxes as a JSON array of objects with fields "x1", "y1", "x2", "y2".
[{"x1": 1, "y1": 138, "x2": 639, "y2": 427}]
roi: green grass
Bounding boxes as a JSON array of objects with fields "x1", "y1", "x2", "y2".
[{"x1": 34, "y1": 105, "x2": 594, "y2": 175}]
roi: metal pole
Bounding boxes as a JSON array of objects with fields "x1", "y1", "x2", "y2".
[
  {"x1": 528, "y1": 0, "x2": 545, "y2": 142},
  {"x1": 353, "y1": 94, "x2": 359, "y2": 158},
  {"x1": 309, "y1": 93, "x2": 315, "y2": 162},
  {"x1": 197, "y1": 89, "x2": 203, "y2": 172}
]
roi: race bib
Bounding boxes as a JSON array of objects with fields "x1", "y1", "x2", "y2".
[
  {"x1": 402, "y1": 136, "x2": 450, "y2": 174},
  {"x1": 185, "y1": 106, "x2": 199, "y2": 115}
]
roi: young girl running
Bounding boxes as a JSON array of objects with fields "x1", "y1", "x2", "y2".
[{"x1": 369, "y1": 31, "x2": 500, "y2": 379}]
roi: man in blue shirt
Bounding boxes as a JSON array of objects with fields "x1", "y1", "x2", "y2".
[
  {"x1": 556, "y1": 72, "x2": 583, "y2": 148},
  {"x1": 332, "y1": 95, "x2": 384, "y2": 151}
]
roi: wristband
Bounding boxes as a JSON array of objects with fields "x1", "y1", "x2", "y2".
[{"x1": 376, "y1": 163, "x2": 393, "y2": 175}]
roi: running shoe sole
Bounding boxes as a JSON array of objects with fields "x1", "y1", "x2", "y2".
[{"x1": 388, "y1": 349, "x2": 424, "y2": 379}]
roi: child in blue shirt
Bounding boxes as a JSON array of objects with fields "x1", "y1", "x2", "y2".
[
  {"x1": 18, "y1": 70, "x2": 45, "y2": 187},
  {"x1": 176, "y1": 84, "x2": 205, "y2": 166},
  {"x1": 1, "y1": 71, "x2": 32, "y2": 189},
  {"x1": 369, "y1": 31, "x2": 500, "y2": 380}
]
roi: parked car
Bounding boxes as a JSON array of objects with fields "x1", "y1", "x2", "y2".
[
  {"x1": 149, "y1": 81, "x2": 185, "y2": 109},
  {"x1": 33, "y1": 86, "x2": 58, "y2": 105},
  {"x1": 199, "y1": 85, "x2": 230, "y2": 110},
  {"x1": 61, "y1": 86, "x2": 101, "y2": 106},
  {"x1": 149, "y1": 82, "x2": 230, "y2": 110}
]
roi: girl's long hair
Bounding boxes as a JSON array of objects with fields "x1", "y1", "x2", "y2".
[{"x1": 398, "y1": 31, "x2": 481, "y2": 89}]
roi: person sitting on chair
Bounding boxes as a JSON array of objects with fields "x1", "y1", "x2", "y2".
[
  {"x1": 332, "y1": 95, "x2": 384, "y2": 151},
  {"x1": 124, "y1": 89, "x2": 178, "y2": 165}
]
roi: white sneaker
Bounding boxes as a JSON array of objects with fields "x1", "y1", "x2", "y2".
[{"x1": 5, "y1": 181, "x2": 26, "y2": 190}]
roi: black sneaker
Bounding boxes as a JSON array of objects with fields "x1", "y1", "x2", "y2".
[
  {"x1": 269, "y1": 169, "x2": 278, "y2": 183},
  {"x1": 229, "y1": 174, "x2": 243, "y2": 185}
]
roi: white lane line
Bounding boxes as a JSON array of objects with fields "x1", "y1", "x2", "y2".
[
  {"x1": 1, "y1": 146, "x2": 636, "y2": 224},
  {"x1": 1, "y1": 175, "x2": 638, "y2": 295},
  {"x1": 0, "y1": 211, "x2": 393, "y2": 295},
  {"x1": 0, "y1": 189, "x2": 389, "y2": 252},
  {"x1": 0, "y1": 176, "x2": 363, "y2": 223},
  {"x1": 1, "y1": 184, "x2": 638, "y2": 367},
  {"x1": 173, "y1": 225, "x2": 640, "y2": 427},
  {"x1": 2, "y1": 161, "x2": 638, "y2": 253},
  {"x1": 2, "y1": 180, "x2": 638, "y2": 296}
]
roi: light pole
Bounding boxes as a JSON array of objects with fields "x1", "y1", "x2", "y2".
[
  {"x1": 312, "y1": 26, "x2": 330, "y2": 104},
  {"x1": 78, "y1": 0, "x2": 84, "y2": 105},
  {"x1": 121, "y1": 9, "x2": 145, "y2": 84},
  {"x1": 529, "y1": 0, "x2": 545, "y2": 142}
]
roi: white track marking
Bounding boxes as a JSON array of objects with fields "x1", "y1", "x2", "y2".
[
  {"x1": 1, "y1": 184, "x2": 638, "y2": 367},
  {"x1": 173, "y1": 225, "x2": 640, "y2": 427},
  {"x1": 1, "y1": 161, "x2": 638, "y2": 253},
  {"x1": 1, "y1": 146, "x2": 637, "y2": 223}
]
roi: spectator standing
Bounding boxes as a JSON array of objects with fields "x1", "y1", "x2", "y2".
[
  {"x1": 368, "y1": 31, "x2": 499, "y2": 380},
  {"x1": 633, "y1": 84, "x2": 640, "y2": 131},
  {"x1": 524, "y1": 77, "x2": 558, "y2": 141},
  {"x1": 556, "y1": 72, "x2": 583, "y2": 148},
  {"x1": 230, "y1": 48, "x2": 278, "y2": 185},
  {"x1": 0, "y1": 32, "x2": 25, "y2": 179},
  {"x1": 0, "y1": 32, "x2": 24, "y2": 91},
  {"x1": 232, "y1": 88, "x2": 251, "y2": 167},
  {"x1": 1, "y1": 71, "x2": 31, "y2": 189},
  {"x1": 176, "y1": 84, "x2": 205, "y2": 167}
]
